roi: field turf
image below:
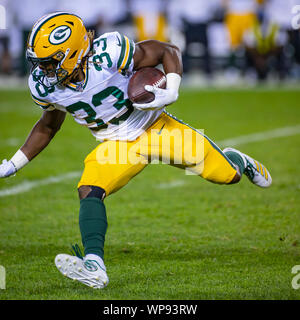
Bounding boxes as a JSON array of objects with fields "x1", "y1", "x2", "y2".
[{"x1": 0, "y1": 88, "x2": 300, "y2": 300}]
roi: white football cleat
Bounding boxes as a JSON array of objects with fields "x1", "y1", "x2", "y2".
[
  {"x1": 55, "y1": 254, "x2": 109, "y2": 289},
  {"x1": 223, "y1": 147, "x2": 272, "y2": 188}
]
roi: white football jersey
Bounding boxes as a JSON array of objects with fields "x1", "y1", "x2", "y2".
[{"x1": 28, "y1": 32, "x2": 164, "y2": 141}]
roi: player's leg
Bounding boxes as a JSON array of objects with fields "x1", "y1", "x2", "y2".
[
  {"x1": 154, "y1": 112, "x2": 271, "y2": 187},
  {"x1": 55, "y1": 139, "x2": 148, "y2": 288},
  {"x1": 196, "y1": 136, "x2": 272, "y2": 187},
  {"x1": 183, "y1": 123, "x2": 272, "y2": 187},
  {"x1": 190, "y1": 133, "x2": 240, "y2": 185},
  {"x1": 146, "y1": 112, "x2": 237, "y2": 184}
]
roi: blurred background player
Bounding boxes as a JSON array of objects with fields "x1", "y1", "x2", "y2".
[
  {"x1": 222, "y1": 0, "x2": 263, "y2": 72},
  {"x1": 223, "y1": 0, "x2": 262, "y2": 49},
  {"x1": 242, "y1": 0, "x2": 300, "y2": 81},
  {"x1": 167, "y1": 0, "x2": 221, "y2": 78},
  {"x1": 243, "y1": 19, "x2": 287, "y2": 81},
  {"x1": 264, "y1": 0, "x2": 300, "y2": 79},
  {"x1": 129, "y1": 0, "x2": 168, "y2": 42},
  {"x1": 243, "y1": 0, "x2": 290, "y2": 81},
  {"x1": 1, "y1": 0, "x2": 300, "y2": 84}
]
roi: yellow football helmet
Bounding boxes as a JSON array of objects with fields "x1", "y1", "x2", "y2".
[{"x1": 26, "y1": 12, "x2": 90, "y2": 87}]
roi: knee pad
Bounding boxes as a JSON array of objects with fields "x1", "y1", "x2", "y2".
[{"x1": 78, "y1": 185, "x2": 106, "y2": 200}]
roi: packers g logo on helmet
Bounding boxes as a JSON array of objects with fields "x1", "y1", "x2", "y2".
[
  {"x1": 49, "y1": 25, "x2": 72, "y2": 45},
  {"x1": 26, "y1": 12, "x2": 90, "y2": 88}
]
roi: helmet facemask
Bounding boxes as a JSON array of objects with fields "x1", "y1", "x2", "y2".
[{"x1": 27, "y1": 49, "x2": 71, "y2": 89}]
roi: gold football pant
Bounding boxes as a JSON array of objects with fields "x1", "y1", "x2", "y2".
[
  {"x1": 78, "y1": 112, "x2": 237, "y2": 196},
  {"x1": 225, "y1": 13, "x2": 257, "y2": 48},
  {"x1": 133, "y1": 14, "x2": 167, "y2": 42}
]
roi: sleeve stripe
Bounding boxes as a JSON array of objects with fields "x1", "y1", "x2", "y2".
[
  {"x1": 119, "y1": 36, "x2": 130, "y2": 71},
  {"x1": 117, "y1": 35, "x2": 134, "y2": 72},
  {"x1": 117, "y1": 33, "x2": 126, "y2": 69},
  {"x1": 32, "y1": 98, "x2": 49, "y2": 107},
  {"x1": 31, "y1": 93, "x2": 50, "y2": 108},
  {"x1": 32, "y1": 99, "x2": 51, "y2": 109},
  {"x1": 124, "y1": 39, "x2": 134, "y2": 71},
  {"x1": 31, "y1": 93, "x2": 49, "y2": 104}
]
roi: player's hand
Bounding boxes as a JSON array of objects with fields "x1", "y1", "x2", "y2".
[
  {"x1": 133, "y1": 85, "x2": 178, "y2": 111},
  {"x1": 0, "y1": 159, "x2": 17, "y2": 178}
]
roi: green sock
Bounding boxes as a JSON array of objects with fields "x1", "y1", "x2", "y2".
[
  {"x1": 224, "y1": 151, "x2": 245, "y2": 175},
  {"x1": 79, "y1": 198, "x2": 107, "y2": 260}
]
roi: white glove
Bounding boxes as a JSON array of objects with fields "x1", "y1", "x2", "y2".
[
  {"x1": 133, "y1": 86, "x2": 178, "y2": 111},
  {"x1": 132, "y1": 73, "x2": 181, "y2": 111},
  {"x1": 0, "y1": 150, "x2": 29, "y2": 178},
  {"x1": 0, "y1": 159, "x2": 17, "y2": 178}
]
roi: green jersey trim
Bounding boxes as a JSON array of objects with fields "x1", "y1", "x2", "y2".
[
  {"x1": 117, "y1": 33, "x2": 134, "y2": 72},
  {"x1": 31, "y1": 93, "x2": 50, "y2": 109}
]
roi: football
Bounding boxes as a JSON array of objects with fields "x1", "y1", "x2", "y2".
[{"x1": 128, "y1": 67, "x2": 167, "y2": 104}]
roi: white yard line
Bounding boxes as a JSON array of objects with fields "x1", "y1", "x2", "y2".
[
  {"x1": 0, "y1": 124, "x2": 300, "y2": 197},
  {"x1": 1, "y1": 138, "x2": 21, "y2": 147},
  {"x1": 156, "y1": 180, "x2": 186, "y2": 189},
  {"x1": 216, "y1": 125, "x2": 300, "y2": 147},
  {"x1": 0, "y1": 171, "x2": 81, "y2": 197}
]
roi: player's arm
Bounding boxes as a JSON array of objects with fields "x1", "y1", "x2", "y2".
[
  {"x1": 132, "y1": 40, "x2": 183, "y2": 110},
  {"x1": 22, "y1": 109, "x2": 66, "y2": 160},
  {"x1": 0, "y1": 109, "x2": 66, "y2": 178},
  {"x1": 133, "y1": 40, "x2": 182, "y2": 76}
]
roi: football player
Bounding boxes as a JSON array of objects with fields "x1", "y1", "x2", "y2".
[{"x1": 0, "y1": 13, "x2": 272, "y2": 289}]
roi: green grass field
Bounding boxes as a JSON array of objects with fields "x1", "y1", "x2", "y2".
[{"x1": 0, "y1": 88, "x2": 300, "y2": 300}]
